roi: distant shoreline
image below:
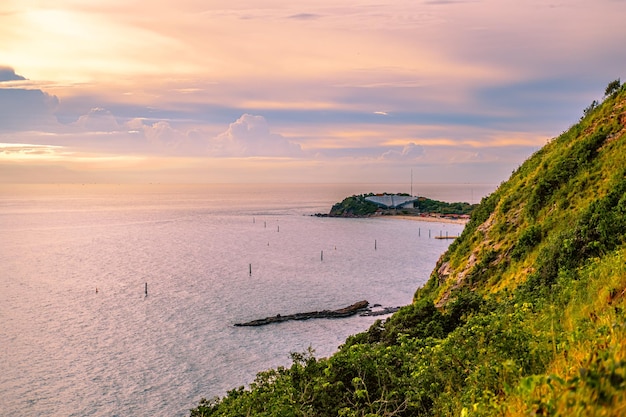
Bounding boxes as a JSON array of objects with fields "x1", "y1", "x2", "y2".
[
  {"x1": 383, "y1": 214, "x2": 469, "y2": 225},
  {"x1": 313, "y1": 212, "x2": 470, "y2": 225}
]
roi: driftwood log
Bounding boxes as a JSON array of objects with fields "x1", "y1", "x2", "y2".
[{"x1": 234, "y1": 300, "x2": 370, "y2": 327}]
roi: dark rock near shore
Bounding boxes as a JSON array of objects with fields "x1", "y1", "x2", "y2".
[
  {"x1": 234, "y1": 300, "x2": 370, "y2": 327},
  {"x1": 359, "y1": 306, "x2": 401, "y2": 316}
]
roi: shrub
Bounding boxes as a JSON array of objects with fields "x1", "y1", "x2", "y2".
[{"x1": 512, "y1": 225, "x2": 542, "y2": 260}]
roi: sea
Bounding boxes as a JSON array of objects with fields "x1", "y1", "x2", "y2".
[{"x1": 0, "y1": 183, "x2": 494, "y2": 417}]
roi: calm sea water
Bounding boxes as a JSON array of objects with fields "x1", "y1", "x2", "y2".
[{"x1": 0, "y1": 183, "x2": 493, "y2": 417}]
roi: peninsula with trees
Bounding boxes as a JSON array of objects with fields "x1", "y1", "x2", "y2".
[{"x1": 315, "y1": 192, "x2": 476, "y2": 221}]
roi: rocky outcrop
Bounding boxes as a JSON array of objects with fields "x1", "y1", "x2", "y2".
[
  {"x1": 359, "y1": 306, "x2": 400, "y2": 316},
  {"x1": 234, "y1": 300, "x2": 370, "y2": 326}
]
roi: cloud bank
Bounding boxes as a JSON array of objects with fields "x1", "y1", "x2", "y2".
[
  {"x1": 0, "y1": 0, "x2": 624, "y2": 183},
  {"x1": 1, "y1": 67, "x2": 58, "y2": 131},
  {"x1": 0, "y1": 67, "x2": 27, "y2": 82}
]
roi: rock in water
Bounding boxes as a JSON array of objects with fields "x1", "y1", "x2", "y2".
[{"x1": 234, "y1": 300, "x2": 369, "y2": 327}]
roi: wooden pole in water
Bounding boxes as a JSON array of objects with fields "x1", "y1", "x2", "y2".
[
  {"x1": 249, "y1": 264, "x2": 252, "y2": 276},
  {"x1": 145, "y1": 282, "x2": 148, "y2": 297},
  {"x1": 429, "y1": 229, "x2": 431, "y2": 238},
  {"x1": 321, "y1": 250, "x2": 323, "y2": 261},
  {"x1": 375, "y1": 239, "x2": 377, "y2": 250},
  {"x1": 277, "y1": 225, "x2": 280, "y2": 232}
]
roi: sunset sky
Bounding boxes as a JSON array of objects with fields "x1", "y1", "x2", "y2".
[{"x1": 1, "y1": 0, "x2": 625, "y2": 184}]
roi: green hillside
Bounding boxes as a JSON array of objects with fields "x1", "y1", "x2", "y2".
[{"x1": 191, "y1": 81, "x2": 626, "y2": 416}]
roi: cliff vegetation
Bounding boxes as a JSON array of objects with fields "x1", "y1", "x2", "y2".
[{"x1": 191, "y1": 80, "x2": 626, "y2": 416}]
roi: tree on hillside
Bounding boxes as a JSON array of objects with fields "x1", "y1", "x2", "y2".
[{"x1": 604, "y1": 78, "x2": 621, "y2": 97}]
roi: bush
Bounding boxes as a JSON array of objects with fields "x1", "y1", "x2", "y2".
[
  {"x1": 378, "y1": 298, "x2": 448, "y2": 345},
  {"x1": 512, "y1": 225, "x2": 542, "y2": 260}
]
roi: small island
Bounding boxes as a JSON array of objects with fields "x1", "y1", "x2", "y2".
[{"x1": 315, "y1": 193, "x2": 476, "y2": 222}]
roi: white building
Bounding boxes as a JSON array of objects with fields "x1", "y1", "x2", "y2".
[{"x1": 364, "y1": 195, "x2": 418, "y2": 209}]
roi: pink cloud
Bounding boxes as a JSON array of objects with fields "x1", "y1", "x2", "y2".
[
  {"x1": 209, "y1": 114, "x2": 303, "y2": 157},
  {"x1": 72, "y1": 107, "x2": 120, "y2": 131}
]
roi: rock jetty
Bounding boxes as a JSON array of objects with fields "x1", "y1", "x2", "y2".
[
  {"x1": 359, "y1": 306, "x2": 401, "y2": 316},
  {"x1": 234, "y1": 300, "x2": 370, "y2": 327}
]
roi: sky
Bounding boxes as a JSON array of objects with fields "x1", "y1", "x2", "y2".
[{"x1": 1, "y1": 0, "x2": 625, "y2": 184}]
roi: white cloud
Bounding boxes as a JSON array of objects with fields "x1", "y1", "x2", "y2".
[
  {"x1": 125, "y1": 118, "x2": 204, "y2": 154},
  {"x1": 72, "y1": 107, "x2": 120, "y2": 131},
  {"x1": 209, "y1": 114, "x2": 303, "y2": 157},
  {"x1": 380, "y1": 143, "x2": 425, "y2": 160}
]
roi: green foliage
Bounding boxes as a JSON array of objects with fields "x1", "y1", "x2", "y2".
[
  {"x1": 390, "y1": 298, "x2": 446, "y2": 341},
  {"x1": 520, "y1": 171, "x2": 626, "y2": 296},
  {"x1": 523, "y1": 354, "x2": 626, "y2": 416},
  {"x1": 471, "y1": 193, "x2": 499, "y2": 225},
  {"x1": 329, "y1": 194, "x2": 379, "y2": 216},
  {"x1": 190, "y1": 84, "x2": 626, "y2": 417},
  {"x1": 605, "y1": 78, "x2": 621, "y2": 98},
  {"x1": 582, "y1": 99, "x2": 599, "y2": 119},
  {"x1": 511, "y1": 224, "x2": 542, "y2": 260},
  {"x1": 526, "y1": 128, "x2": 609, "y2": 219},
  {"x1": 414, "y1": 198, "x2": 476, "y2": 215}
]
